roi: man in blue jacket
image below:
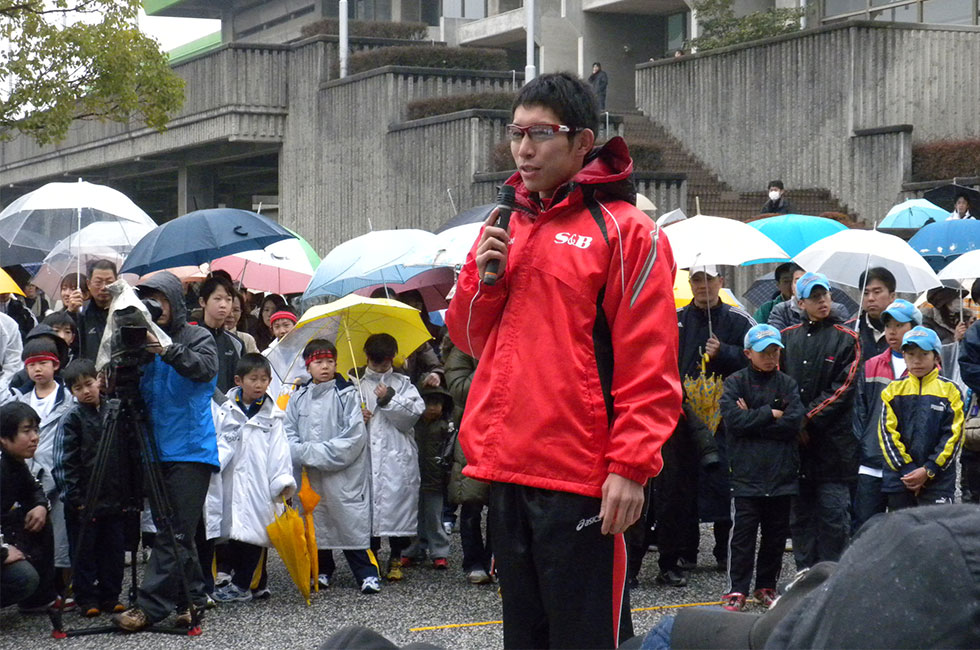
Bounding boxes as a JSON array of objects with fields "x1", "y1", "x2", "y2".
[{"x1": 113, "y1": 271, "x2": 218, "y2": 632}]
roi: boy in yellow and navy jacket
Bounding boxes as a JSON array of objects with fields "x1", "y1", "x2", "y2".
[{"x1": 879, "y1": 326, "x2": 964, "y2": 510}]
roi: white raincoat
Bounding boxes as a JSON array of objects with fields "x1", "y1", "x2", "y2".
[
  {"x1": 356, "y1": 368, "x2": 424, "y2": 538},
  {"x1": 284, "y1": 377, "x2": 371, "y2": 549},
  {"x1": 204, "y1": 389, "x2": 296, "y2": 546}
]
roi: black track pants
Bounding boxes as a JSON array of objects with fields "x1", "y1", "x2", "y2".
[{"x1": 489, "y1": 482, "x2": 632, "y2": 649}]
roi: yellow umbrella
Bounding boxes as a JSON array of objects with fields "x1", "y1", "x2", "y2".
[
  {"x1": 265, "y1": 499, "x2": 312, "y2": 605},
  {"x1": 266, "y1": 294, "x2": 433, "y2": 404},
  {"x1": 297, "y1": 468, "x2": 321, "y2": 593},
  {"x1": 673, "y1": 270, "x2": 740, "y2": 309},
  {"x1": 0, "y1": 268, "x2": 25, "y2": 296}
]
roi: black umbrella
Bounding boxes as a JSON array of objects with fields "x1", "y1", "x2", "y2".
[
  {"x1": 923, "y1": 183, "x2": 980, "y2": 213},
  {"x1": 434, "y1": 204, "x2": 494, "y2": 233}
]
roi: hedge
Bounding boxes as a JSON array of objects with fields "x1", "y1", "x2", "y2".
[
  {"x1": 490, "y1": 138, "x2": 665, "y2": 173},
  {"x1": 301, "y1": 19, "x2": 428, "y2": 40},
  {"x1": 912, "y1": 140, "x2": 980, "y2": 182},
  {"x1": 406, "y1": 92, "x2": 515, "y2": 121},
  {"x1": 348, "y1": 45, "x2": 510, "y2": 75}
]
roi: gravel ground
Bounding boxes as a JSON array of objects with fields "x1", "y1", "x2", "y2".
[{"x1": 0, "y1": 523, "x2": 795, "y2": 649}]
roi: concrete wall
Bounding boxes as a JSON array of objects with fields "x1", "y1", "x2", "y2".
[{"x1": 636, "y1": 21, "x2": 980, "y2": 224}]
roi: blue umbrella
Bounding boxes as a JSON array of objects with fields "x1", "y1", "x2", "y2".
[
  {"x1": 908, "y1": 219, "x2": 980, "y2": 272},
  {"x1": 879, "y1": 199, "x2": 948, "y2": 229},
  {"x1": 747, "y1": 214, "x2": 848, "y2": 262},
  {"x1": 120, "y1": 208, "x2": 293, "y2": 276}
]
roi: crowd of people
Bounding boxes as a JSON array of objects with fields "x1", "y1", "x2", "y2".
[{"x1": 1, "y1": 70, "x2": 977, "y2": 648}]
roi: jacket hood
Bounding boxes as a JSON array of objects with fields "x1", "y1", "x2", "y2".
[
  {"x1": 506, "y1": 136, "x2": 636, "y2": 215},
  {"x1": 23, "y1": 324, "x2": 71, "y2": 369},
  {"x1": 136, "y1": 271, "x2": 187, "y2": 335},
  {"x1": 419, "y1": 383, "x2": 454, "y2": 414}
]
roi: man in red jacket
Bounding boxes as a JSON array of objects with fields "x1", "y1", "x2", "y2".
[{"x1": 445, "y1": 72, "x2": 682, "y2": 649}]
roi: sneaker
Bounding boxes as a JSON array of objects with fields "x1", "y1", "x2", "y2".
[
  {"x1": 100, "y1": 601, "x2": 126, "y2": 614},
  {"x1": 57, "y1": 595, "x2": 77, "y2": 612},
  {"x1": 399, "y1": 556, "x2": 416, "y2": 569},
  {"x1": 81, "y1": 604, "x2": 101, "y2": 618},
  {"x1": 175, "y1": 607, "x2": 203, "y2": 628},
  {"x1": 466, "y1": 569, "x2": 492, "y2": 585},
  {"x1": 113, "y1": 607, "x2": 151, "y2": 632},
  {"x1": 677, "y1": 558, "x2": 698, "y2": 571},
  {"x1": 214, "y1": 572, "x2": 232, "y2": 588},
  {"x1": 655, "y1": 570, "x2": 688, "y2": 587},
  {"x1": 203, "y1": 594, "x2": 216, "y2": 609},
  {"x1": 442, "y1": 521, "x2": 454, "y2": 535},
  {"x1": 317, "y1": 574, "x2": 331, "y2": 589},
  {"x1": 753, "y1": 588, "x2": 777, "y2": 608},
  {"x1": 251, "y1": 587, "x2": 272, "y2": 600},
  {"x1": 213, "y1": 583, "x2": 252, "y2": 603},
  {"x1": 722, "y1": 592, "x2": 747, "y2": 612},
  {"x1": 360, "y1": 576, "x2": 381, "y2": 594},
  {"x1": 433, "y1": 558, "x2": 448, "y2": 570},
  {"x1": 385, "y1": 559, "x2": 404, "y2": 581}
]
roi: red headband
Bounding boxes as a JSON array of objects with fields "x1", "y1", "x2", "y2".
[
  {"x1": 305, "y1": 350, "x2": 335, "y2": 367},
  {"x1": 24, "y1": 352, "x2": 59, "y2": 367},
  {"x1": 270, "y1": 310, "x2": 297, "y2": 324}
]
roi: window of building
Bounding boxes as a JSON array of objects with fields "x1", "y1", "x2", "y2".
[
  {"x1": 871, "y1": 3, "x2": 918, "y2": 22},
  {"x1": 923, "y1": 0, "x2": 974, "y2": 25},
  {"x1": 666, "y1": 12, "x2": 687, "y2": 54},
  {"x1": 826, "y1": 0, "x2": 865, "y2": 14},
  {"x1": 824, "y1": 0, "x2": 978, "y2": 24}
]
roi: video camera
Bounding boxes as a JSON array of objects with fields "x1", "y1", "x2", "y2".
[{"x1": 109, "y1": 298, "x2": 162, "y2": 369}]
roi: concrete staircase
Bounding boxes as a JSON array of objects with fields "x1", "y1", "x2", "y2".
[{"x1": 619, "y1": 112, "x2": 852, "y2": 221}]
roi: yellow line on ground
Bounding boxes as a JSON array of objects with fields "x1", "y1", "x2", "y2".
[{"x1": 410, "y1": 601, "x2": 727, "y2": 632}]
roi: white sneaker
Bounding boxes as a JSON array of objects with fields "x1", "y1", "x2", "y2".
[
  {"x1": 360, "y1": 576, "x2": 381, "y2": 594},
  {"x1": 251, "y1": 587, "x2": 272, "y2": 600},
  {"x1": 214, "y1": 572, "x2": 232, "y2": 588},
  {"x1": 317, "y1": 574, "x2": 330, "y2": 589},
  {"x1": 442, "y1": 521, "x2": 454, "y2": 535},
  {"x1": 466, "y1": 569, "x2": 492, "y2": 585},
  {"x1": 213, "y1": 583, "x2": 252, "y2": 603}
]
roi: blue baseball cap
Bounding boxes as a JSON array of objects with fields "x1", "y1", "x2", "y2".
[
  {"x1": 901, "y1": 326, "x2": 942, "y2": 353},
  {"x1": 882, "y1": 299, "x2": 922, "y2": 326},
  {"x1": 744, "y1": 323, "x2": 784, "y2": 351},
  {"x1": 796, "y1": 272, "x2": 831, "y2": 299}
]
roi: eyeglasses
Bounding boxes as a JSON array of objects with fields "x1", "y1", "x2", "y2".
[{"x1": 505, "y1": 123, "x2": 575, "y2": 142}]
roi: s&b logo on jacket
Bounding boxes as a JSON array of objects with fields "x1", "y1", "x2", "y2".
[{"x1": 554, "y1": 232, "x2": 593, "y2": 249}]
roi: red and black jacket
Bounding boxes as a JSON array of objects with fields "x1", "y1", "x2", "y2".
[{"x1": 445, "y1": 137, "x2": 682, "y2": 498}]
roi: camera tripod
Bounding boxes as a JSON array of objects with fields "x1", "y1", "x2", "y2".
[{"x1": 49, "y1": 361, "x2": 203, "y2": 638}]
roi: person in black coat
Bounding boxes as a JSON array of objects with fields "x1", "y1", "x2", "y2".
[
  {"x1": 676, "y1": 265, "x2": 756, "y2": 569},
  {"x1": 760, "y1": 180, "x2": 793, "y2": 214},
  {"x1": 780, "y1": 273, "x2": 861, "y2": 571},
  {"x1": 719, "y1": 324, "x2": 804, "y2": 612}
]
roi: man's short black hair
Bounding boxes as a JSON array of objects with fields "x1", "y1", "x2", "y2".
[
  {"x1": 774, "y1": 262, "x2": 802, "y2": 283},
  {"x1": 859, "y1": 267, "x2": 897, "y2": 294},
  {"x1": 768, "y1": 180, "x2": 784, "y2": 190},
  {"x1": 364, "y1": 333, "x2": 397, "y2": 364},
  {"x1": 199, "y1": 275, "x2": 236, "y2": 303},
  {"x1": 303, "y1": 339, "x2": 337, "y2": 361},
  {"x1": 512, "y1": 72, "x2": 599, "y2": 135},
  {"x1": 42, "y1": 311, "x2": 77, "y2": 334},
  {"x1": 592, "y1": 61, "x2": 601, "y2": 68},
  {"x1": 236, "y1": 352, "x2": 272, "y2": 378},
  {"x1": 60, "y1": 273, "x2": 88, "y2": 293},
  {"x1": 1, "y1": 402, "x2": 40, "y2": 440},
  {"x1": 87, "y1": 259, "x2": 118, "y2": 277},
  {"x1": 63, "y1": 359, "x2": 98, "y2": 389}
]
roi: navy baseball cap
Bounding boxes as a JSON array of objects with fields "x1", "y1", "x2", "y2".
[
  {"x1": 901, "y1": 326, "x2": 942, "y2": 352},
  {"x1": 744, "y1": 324, "x2": 784, "y2": 351},
  {"x1": 882, "y1": 299, "x2": 922, "y2": 325},
  {"x1": 796, "y1": 272, "x2": 830, "y2": 299}
]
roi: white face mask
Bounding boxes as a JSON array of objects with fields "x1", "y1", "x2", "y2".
[{"x1": 768, "y1": 190, "x2": 781, "y2": 201}]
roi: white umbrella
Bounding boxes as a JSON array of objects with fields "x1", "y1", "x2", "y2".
[
  {"x1": 938, "y1": 250, "x2": 980, "y2": 281},
  {"x1": 663, "y1": 214, "x2": 790, "y2": 268},
  {"x1": 795, "y1": 229, "x2": 942, "y2": 294},
  {"x1": 401, "y1": 222, "x2": 483, "y2": 268}
]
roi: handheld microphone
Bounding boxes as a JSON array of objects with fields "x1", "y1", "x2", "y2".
[{"x1": 483, "y1": 184, "x2": 516, "y2": 286}]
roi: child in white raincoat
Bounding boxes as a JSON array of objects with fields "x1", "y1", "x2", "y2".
[{"x1": 206, "y1": 353, "x2": 295, "y2": 603}]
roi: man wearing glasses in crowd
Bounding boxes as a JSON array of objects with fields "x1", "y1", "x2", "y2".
[
  {"x1": 446, "y1": 72, "x2": 681, "y2": 649},
  {"x1": 67, "y1": 259, "x2": 118, "y2": 361}
]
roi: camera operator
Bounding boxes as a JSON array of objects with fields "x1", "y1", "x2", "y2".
[{"x1": 111, "y1": 271, "x2": 219, "y2": 632}]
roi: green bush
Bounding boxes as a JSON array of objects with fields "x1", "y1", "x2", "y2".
[
  {"x1": 301, "y1": 19, "x2": 428, "y2": 40},
  {"x1": 630, "y1": 141, "x2": 664, "y2": 171},
  {"x1": 912, "y1": 140, "x2": 980, "y2": 182},
  {"x1": 406, "y1": 92, "x2": 515, "y2": 121},
  {"x1": 690, "y1": 0, "x2": 804, "y2": 52},
  {"x1": 348, "y1": 45, "x2": 510, "y2": 75}
]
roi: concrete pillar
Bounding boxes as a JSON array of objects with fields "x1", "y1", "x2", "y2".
[{"x1": 177, "y1": 166, "x2": 214, "y2": 216}]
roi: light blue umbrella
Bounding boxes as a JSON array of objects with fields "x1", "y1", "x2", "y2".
[
  {"x1": 747, "y1": 214, "x2": 847, "y2": 263},
  {"x1": 908, "y1": 219, "x2": 980, "y2": 272},
  {"x1": 302, "y1": 229, "x2": 443, "y2": 302},
  {"x1": 879, "y1": 199, "x2": 948, "y2": 229}
]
